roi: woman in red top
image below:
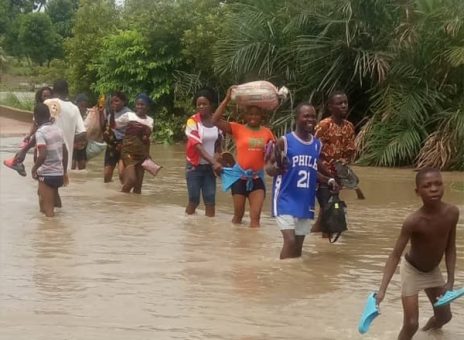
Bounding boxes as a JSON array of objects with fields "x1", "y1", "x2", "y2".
[{"x1": 212, "y1": 86, "x2": 275, "y2": 227}]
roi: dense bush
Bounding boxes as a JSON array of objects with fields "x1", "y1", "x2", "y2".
[{"x1": 0, "y1": 0, "x2": 462, "y2": 170}]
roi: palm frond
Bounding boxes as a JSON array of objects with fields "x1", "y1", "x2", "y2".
[
  {"x1": 417, "y1": 108, "x2": 464, "y2": 170},
  {"x1": 357, "y1": 118, "x2": 425, "y2": 167},
  {"x1": 445, "y1": 45, "x2": 464, "y2": 67}
]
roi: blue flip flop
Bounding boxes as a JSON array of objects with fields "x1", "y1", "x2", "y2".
[
  {"x1": 434, "y1": 288, "x2": 464, "y2": 308},
  {"x1": 358, "y1": 292, "x2": 380, "y2": 334}
]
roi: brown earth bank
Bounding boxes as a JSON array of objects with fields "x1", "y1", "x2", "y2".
[{"x1": 0, "y1": 105, "x2": 32, "y2": 137}]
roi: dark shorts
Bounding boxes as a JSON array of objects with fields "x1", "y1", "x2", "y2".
[
  {"x1": 73, "y1": 147, "x2": 87, "y2": 161},
  {"x1": 231, "y1": 177, "x2": 265, "y2": 197},
  {"x1": 39, "y1": 175, "x2": 64, "y2": 188},
  {"x1": 186, "y1": 163, "x2": 216, "y2": 206},
  {"x1": 104, "y1": 142, "x2": 122, "y2": 167}
]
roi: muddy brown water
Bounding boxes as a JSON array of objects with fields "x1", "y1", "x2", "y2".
[{"x1": 0, "y1": 136, "x2": 463, "y2": 340}]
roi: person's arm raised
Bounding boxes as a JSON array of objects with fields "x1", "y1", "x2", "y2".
[
  {"x1": 212, "y1": 86, "x2": 235, "y2": 135},
  {"x1": 376, "y1": 216, "x2": 413, "y2": 306}
]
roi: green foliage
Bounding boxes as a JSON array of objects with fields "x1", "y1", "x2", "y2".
[
  {"x1": 4, "y1": 0, "x2": 460, "y2": 161},
  {"x1": 32, "y1": 58, "x2": 68, "y2": 84},
  {"x1": 0, "y1": 0, "x2": 9, "y2": 35},
  {"x1": 0, "y1": 46, "x2": 7, "y2": 76},
  {"x1": 1, "y1": 1, "x2": 48, "y2": 52},
  {"x1": 46, "y1": 0, "x2": 79, "y2": 38},
  {"x1": 18, "y1": 12, "x2": 63, "y2": 65},
  {"x1": 152, "y1": 107, "x2": 187, "y2": 144},
  {"x1": 123, "y1": 0, "x2": 224, "y2": 98},
  {"x1": 214, "y1": 0, "x2": 464, "y2": 170},
  {"x1": 65, "y1": 0, "x2": 119, "y2": 94},
  {"x1": 0, "y1": 92, "x2": 34, "y2": 111},
  {"x1": 8, "y1": 0, "x2": 46, "y2": 13},
  {"x1": 90, "y1": 30, "x2": 159, "y2": 100},
  {"x1": 115, "y1": 0, "x2": 225, "y2": 143}
]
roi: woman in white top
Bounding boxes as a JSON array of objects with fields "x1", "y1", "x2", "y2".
[
  {"x1": 116, "y1": 94, "x2": 154, "y2": 194},
  {"x1": 184, "y1": 89, "x2": 223, "y2": 217}
]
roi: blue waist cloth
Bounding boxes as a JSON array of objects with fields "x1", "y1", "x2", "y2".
[{"x1": 221, "y1": 164, "x2": 264, "y2": 192}]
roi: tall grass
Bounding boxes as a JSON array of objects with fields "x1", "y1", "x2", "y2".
[{"x1": 0, "y1": 93, "x2": 34, "y2": 111}]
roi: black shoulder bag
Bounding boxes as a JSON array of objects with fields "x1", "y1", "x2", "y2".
[{"x1": 321, "y1": 192, "x2": 348, "y2": 243}]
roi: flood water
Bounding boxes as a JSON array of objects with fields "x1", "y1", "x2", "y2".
[{"x1": 0, "y1": 135, "x2": 463, "y2": 340}]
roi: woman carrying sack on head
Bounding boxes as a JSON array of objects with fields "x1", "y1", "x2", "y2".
[
  {"x1": 117, "y1": 93, "x2": 154, "y2": 194},
  {"x1": 212, "y1": 86, "x2": 275, "y2": 228}
]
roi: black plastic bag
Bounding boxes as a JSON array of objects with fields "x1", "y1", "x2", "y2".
[{"x1": 321, "y1": 193, "x2": 347, "y2": 243}]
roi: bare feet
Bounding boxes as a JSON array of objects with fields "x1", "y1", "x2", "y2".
[{"x1": 232, "y1": 216, "x2": 242, "y2": 225}]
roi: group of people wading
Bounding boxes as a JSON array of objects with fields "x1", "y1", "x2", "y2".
[
  {"x1": 181, "y1": 85, "x2": 354, "y2": 259},
  {"x1": 5, "y1": 80, "x2": 356, "y2": 256},
  {"x1": 2, "y1": 79, "x2": 461, "y2": 340}
]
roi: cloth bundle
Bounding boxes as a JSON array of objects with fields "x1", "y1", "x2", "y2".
[
  {"x1": 231, "y1": 81, "x2": 288, "y2": 111},
  {"x1": 84, "y1": 107, "x2": 103, "y2": 142}
]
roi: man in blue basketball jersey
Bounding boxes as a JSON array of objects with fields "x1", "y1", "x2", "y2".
[{"x1": 266, "y1": 103, "x2": 338, "y2": 259}]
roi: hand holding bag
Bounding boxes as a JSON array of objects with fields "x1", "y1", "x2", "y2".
[
  {"x1": 142, "y1": 158, "x2": 162, "y2": 176},
  {"x1": 321, "y1": 192, "x2": 348, "y2": 243}
]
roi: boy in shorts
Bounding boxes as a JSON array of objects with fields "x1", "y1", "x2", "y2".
[
  {"x1": 376, "y1": 167, "x2": 459, "y2": 340},
  {"x1": 266, "y1": 103, "x2": 338, "y2": 259},
  {"x1": 31, "y1": 103, "x2": 68, "y2": 217}
]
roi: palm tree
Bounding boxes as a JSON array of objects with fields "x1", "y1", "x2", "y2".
[{"x1": 213, "y1": 0, "x2": 464, "y2": 170}]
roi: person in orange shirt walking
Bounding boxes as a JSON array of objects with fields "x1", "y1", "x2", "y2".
[
  {"x1": 212, "y1": 86, "x2": 275, "y2": 227},
  {"x1": 312, "y1": 91, "x2": 356, "y2": 232}
]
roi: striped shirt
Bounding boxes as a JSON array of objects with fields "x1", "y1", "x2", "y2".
[{"x1": 35, "y1": 123, "x2": 64, "y2": 176}]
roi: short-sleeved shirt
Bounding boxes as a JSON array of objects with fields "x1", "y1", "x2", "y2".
[
  {"x1": 110, "y1": 107, "x2": 133, "y2": 140},
  {"x1": 185, "y1": 113, "x2": 221, "y2": 166},
  {"x1": 35, "y1": 123, "x2": 64, "y2": 176},
  {"x1": 116, "y1": 111, "x2": 154, "y2": 145},
  {"x1": 314, "y1": 117, "x2": 356, "y2": 173},
  {"x1": 44, "y1": 98, "x2": 86, "y2": 169},
  {"x1": 116, "y1": 111, "x2": 154, "y2": 129},
  {"x1": 230, "y1": 122, "x2": 274, "y2": 172}
]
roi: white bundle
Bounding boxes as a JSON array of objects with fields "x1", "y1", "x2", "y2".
[{"x1": 231, "y1": 81, "x2": 288, "y2": 111}]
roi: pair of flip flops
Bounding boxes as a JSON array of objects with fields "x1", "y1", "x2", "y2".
[
  {"x1": 434, "y1": 288, "x2": 464, "y2": 308},
  {"x1": 358, "y1": 288, "x2": 464, "y2": 334}
]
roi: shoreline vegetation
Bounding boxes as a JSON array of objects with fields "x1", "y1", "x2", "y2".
[{"x1": 0, "y1": 0, "x2": 463, "y2": 170}]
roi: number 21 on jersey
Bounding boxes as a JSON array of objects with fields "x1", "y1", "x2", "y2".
[{"x1": 297, "y1": 170, "x2": 310, "y2": 188}]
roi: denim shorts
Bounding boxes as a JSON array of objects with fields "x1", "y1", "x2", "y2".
[{"x1": 186, "y1": 163, "x2": 216, "y2": 206}]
